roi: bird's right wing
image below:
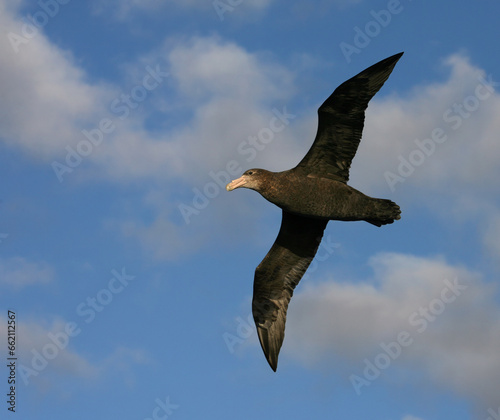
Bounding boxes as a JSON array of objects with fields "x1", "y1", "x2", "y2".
[
  {"x1": 253, "y1": 211, "x2": 328, "y2": 371},
  {"x1": 295, "y1": 52, "x2": 403, "y2": 182}
]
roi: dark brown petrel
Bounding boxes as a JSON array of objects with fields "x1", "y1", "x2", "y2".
[{"x1": 226, "y1": 52, "x2": 403, "y2": 371}]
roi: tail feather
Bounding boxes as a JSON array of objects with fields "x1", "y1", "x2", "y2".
[{"x1": 366, "y1": 199, "x2": 401, "y2": 227}]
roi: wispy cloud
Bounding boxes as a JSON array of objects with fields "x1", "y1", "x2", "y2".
[
  {"x1": 92, "y1": 0, "x2": 275, "y2": 21},
  {"x1": 98, "y1": 346, "x2": 152, "y2": 388},
  {"x1": 1, "y1": 317, "x2": 99, "y2": 390},
  {"x1": 5, "y1": 315, "x2": 151, "y2": 392},
  {"x1": 0, "y1": 257, "x2": 54, "y2": 289}
]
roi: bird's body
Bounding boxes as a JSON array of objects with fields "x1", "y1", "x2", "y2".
[
  {"x1": 226, "y1": 52, "x2": 404, "y2": 371},
  {"x1": 254, "y1": 169, "x2": 400, "y2": 225}
]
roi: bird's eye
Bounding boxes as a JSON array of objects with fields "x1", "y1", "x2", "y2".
[{"x1": 247, "y1": 171, "x2": 254, "y2": 175}]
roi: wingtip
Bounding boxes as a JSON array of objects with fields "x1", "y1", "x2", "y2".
[
  {"x1": 385, "y1": 51, "x2": 404, "y2": 64},
  {"x1": 256, "y1": 323, "x2": 280, "y2": 372},
  {"x1": 264, "y1": 350, "x2": 278, "y2": 372}
]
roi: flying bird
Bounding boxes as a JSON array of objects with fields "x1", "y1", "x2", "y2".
[{"x1": 226, "y1": 52, "x2": 403, "y2": 371}]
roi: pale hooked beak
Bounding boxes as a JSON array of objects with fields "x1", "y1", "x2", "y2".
[{"x1": 226, "y1": 176, "x2": 247, "y2": 191}]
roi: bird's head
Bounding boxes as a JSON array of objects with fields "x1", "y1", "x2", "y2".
[{"x1": 226, "y1": 169, "x2": 269, "y2": 192}]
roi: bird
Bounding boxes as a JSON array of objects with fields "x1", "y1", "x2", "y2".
[{"x1": 226, "y1": 52, "x2": 403, "y2": 371}]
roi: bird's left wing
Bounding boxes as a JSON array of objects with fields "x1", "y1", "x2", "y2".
[
  {"x1": 295, "y1": 52, "x2": 403, "y2": 182},
  {"x1": 253, "y1": 210, "x2": 328, "y2": 371}
]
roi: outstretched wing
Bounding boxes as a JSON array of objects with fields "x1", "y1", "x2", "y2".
[
  {"x1": 295, "y1": 52, "x2": 403, "y2": 182},
  {"x1": 252, "y1": 211, "x2": 328, "y2": 371}
]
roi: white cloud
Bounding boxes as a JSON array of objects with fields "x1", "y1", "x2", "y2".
[
  {"x1": 0, "y1": 257, "x2": 54, "y2": 289},
  {"x1": 0, "y1": 7, "x2": 115, "y2": 159},
  {"x1": 167, "y1": 36, "x2": 288, "y2": 102},
  {"x1": 0, "y1": 2, "x2": 171, "y2": 180},
  {"x1": 285, "y1": 252, "x2": 500, "y2": 409}
]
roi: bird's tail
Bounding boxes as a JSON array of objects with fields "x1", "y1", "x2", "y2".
[{"x1": 365, "y1": 199, "x2": 401, "y2": 227}]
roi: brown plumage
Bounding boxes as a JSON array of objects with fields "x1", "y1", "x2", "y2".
[{"x1": 226, "y1": 52, "x2": 403, "y2": 371}]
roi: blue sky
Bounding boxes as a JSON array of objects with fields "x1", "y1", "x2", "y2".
[{"x1": 1, "y1": 0, "x2": 500, "y2": 419}]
